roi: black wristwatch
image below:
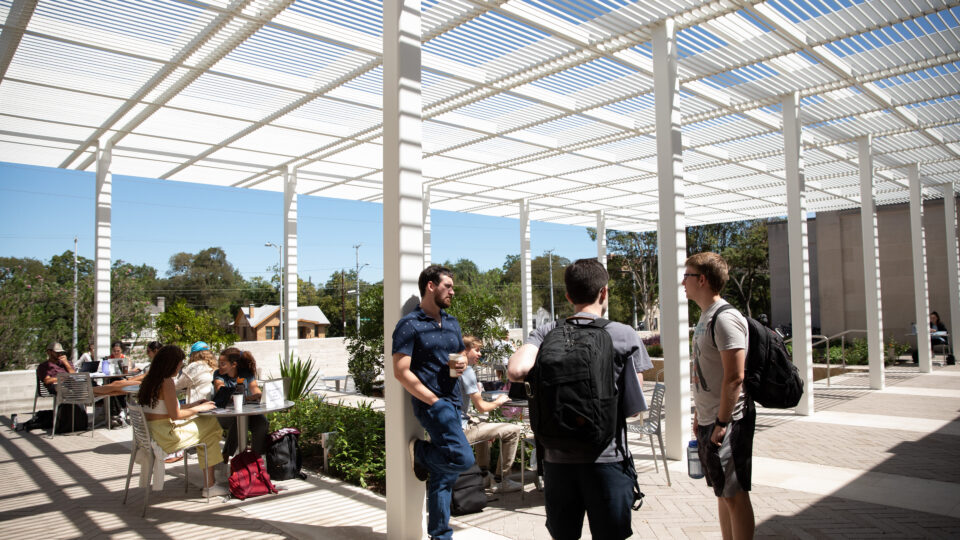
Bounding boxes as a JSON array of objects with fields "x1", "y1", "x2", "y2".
[{"x1": 715, "y1": 418, "x2": 729, "y2": 428}]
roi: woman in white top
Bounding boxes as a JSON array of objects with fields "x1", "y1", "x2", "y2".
[
  {"x1": 137, "y1": 345, "x2": 227, "y2": 497},
  {"x1": 175, "y1": 341, "x2": 217, "y2": 403}
]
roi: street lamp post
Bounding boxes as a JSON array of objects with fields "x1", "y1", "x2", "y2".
[
  {"x1": 353, "y1": 244, "x2": 368, "y2": 335},
  {"x1": 546, "y1": 249, "x2": 555, "y2": 320},
  {"x1": 265, "y1": 242, "x2": 283, "y2": 340}
]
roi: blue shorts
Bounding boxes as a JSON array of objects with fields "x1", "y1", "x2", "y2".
[{"x1": 543, "y1": 460, "x2": 636, "y2": 540}]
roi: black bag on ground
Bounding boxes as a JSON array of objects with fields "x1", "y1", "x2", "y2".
[
  {"x1": 526, "y1": 317, "x2": 620, "y2": 453},
  {"x1": 55, "y1": 404, "x2": 89, "y2": 432},
  {"x1": 710, "y1": 304, "x2": 804, "y2": 409},
  {"x1": 450, "y1": 463, "x2": 487, "y2": 516},
  {"x1": 22, "y1": 410, "x2": 54, "y2": 431},
  {"x1": 266, "y1": 428, "x2": 306, "y2": 481}
]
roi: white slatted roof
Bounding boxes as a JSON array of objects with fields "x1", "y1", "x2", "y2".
[{"x1": 1, "y1": 0, "x2": 958, "y2": 232}]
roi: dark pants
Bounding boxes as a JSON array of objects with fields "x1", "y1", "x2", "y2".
[
  {"x1": 219, "y1": 414, "x2": 268, "y2": 460},
  {"x1": 412, "y1": 398, "x2": 474, "y2": 540},
  {"x1": 543, "y1": 460, "x2": 637, "y2": 540}
]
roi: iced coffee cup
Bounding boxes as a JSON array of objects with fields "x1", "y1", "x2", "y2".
[{"x1": 448, "y1": 353, "x2": 464, "y2": 378}]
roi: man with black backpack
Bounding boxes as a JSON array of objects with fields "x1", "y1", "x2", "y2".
[
  {"x1": 508, "y1": 258, "x2": 651, "y2": 540},
  {"x1": 685, "y1": 252, "x2": 756, "y2": 540}
]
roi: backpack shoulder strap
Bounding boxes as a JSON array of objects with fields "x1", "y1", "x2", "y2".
[
  {"x1": 589, "y1": 317, "x2": 610, "y2": 328},
  {"x1": 709, "y1": 304, "x2": 738, "y2": 348}
]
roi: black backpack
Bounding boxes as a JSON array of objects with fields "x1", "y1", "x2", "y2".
[
  {"x1": 526, "y1": 317, "x2": 621, "y2": 453},
  {"x1": 709, "y1": 304, "x2": 804, "y2": 409},
  {"x1": 23, "y1": 405, "x2": 88, "y2": 433},
  {"x1": 266, "y1": 428, "x2": 306, "y2": 481},
  {"x1": 450, "y1": 463, "x2": 487, "y2": 515}
]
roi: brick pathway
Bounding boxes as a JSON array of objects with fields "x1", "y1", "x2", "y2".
[{"x1": 1, "y1": 363, "x2": 957, "y2": 539}]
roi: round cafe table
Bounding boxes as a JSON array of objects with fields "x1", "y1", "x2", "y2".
[
  {"x1": 89, "y1": 372, "x2": 136, "y2": 430},
  {"x1": 200, "y1": 400, "x2": 295, "y2": 453}
]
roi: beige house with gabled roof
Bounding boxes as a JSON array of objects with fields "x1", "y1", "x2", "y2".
[{"x1": 233, "y1": 304, "x2": 330, "y2": 341}]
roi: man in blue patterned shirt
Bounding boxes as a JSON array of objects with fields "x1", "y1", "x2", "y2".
[{"x1": 392, "y1": 265, "x2": 473, "y2": 540}]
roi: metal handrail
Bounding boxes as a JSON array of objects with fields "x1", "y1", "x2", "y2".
[{"x1": 786, "y1": 329, "x2": 867, "y2": 386}]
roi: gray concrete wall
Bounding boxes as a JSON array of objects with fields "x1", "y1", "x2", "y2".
[
  {"x1": 769, "y1": 218, "x2": 820, "y2": 332},
  {"x1": 769, "y1": 197, "x2": 959, "y2": 345},
  {"x1": 237, "y1": 337, "x2": 351, "y2": 380}
]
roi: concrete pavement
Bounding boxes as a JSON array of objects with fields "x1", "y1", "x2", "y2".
[{"x1": 0, "y1": 363, "x2": 957, "y2": 539}]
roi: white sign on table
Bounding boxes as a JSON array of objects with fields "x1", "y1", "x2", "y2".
[{"x1": 262, "y1": 379, "x2": 285, "y2": 408}]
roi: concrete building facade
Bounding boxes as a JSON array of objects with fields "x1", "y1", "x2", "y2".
[{"x1": 769, "y1": 196, "x2": 959, "y2": 345}]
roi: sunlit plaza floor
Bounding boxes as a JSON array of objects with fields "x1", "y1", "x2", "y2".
[{"x1": 1, "y1": 363, "x2": 958, "y2": 539}]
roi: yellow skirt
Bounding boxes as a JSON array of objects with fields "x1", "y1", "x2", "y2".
[{"x1": 148, "y1": 416, "x2": 223, "y2": 467}]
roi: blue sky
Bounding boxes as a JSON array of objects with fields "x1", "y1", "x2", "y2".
[{"x1": 0, "y1": 162, "x2": 600, "y2": 284}]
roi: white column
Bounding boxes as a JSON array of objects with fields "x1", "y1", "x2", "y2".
[
  {"x1": 940, "y1": 183, "x2": 960, "y2": 360},
  {"x1": 283, "y1": 166, "x2": 299, "y2": 363},
  {"x1": 858, "y1": 136, "x2": 884, "y2": 389},
  {"x1": 596, "y1": 210, "x2": 607, "y2": 268},
  {"x1": 653, "y1": 20, "x2": 690, "y2": 460},
  {"x1": 383, "y1": 0, "x2": 426, "y2": 536},
  {"x1": 520, "y1": 199, "x2": 533, "y2": 340},
  {"x1": 423, "y1": 186, "x2": 431, "y2": 267},
  {"x1": 783, "y1": 92, "x2": 814, "y2": 415},
  {"x1": 94, "y1": 141, "x2": 112, "y2": 361},
  {"x1": 909, "y1": 164, "x2": 932, "y2": 372}
]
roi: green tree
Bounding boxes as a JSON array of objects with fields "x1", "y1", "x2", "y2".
[
  {"x1": 161, "y1": 247, "x2": 244, "y2": 324},
  {"x1": 498, "y1": 253, "x2": 572, "y2": 324},
  {"x1": 314, "y1": 269, "x2": 368, "y2": 338},
  {"x1": 587, "y1": 229, "x2": 659, "y2": 329},
  {"x1": 0, "y1": 252, "x2": 156, "y2": 370},
  {"x1": 717, "y1": 220, "x2": 770, "y2": 318},
  {"x1": 111, "y1": 260, "x2": 156, "y2": 346},
  {"x1": 346, "y1": 283, "x2": 384, "y2": 395},
  {"x1": 155, "y1": 299, "x2": 235, "y2": 352},
  {"x1": 685, "y1": 220, "x2": 770, "y2": 319}
]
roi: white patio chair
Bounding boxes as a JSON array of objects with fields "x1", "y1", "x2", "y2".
[
  {"x1": 628, "y1": 381, "x2": 670, "y2": 486},
  {"x1": 51, "y1": 372, "x2": 105, "y2": 438},
  {"x1": 122, "y1": 402, "x2": 210, "y2": 516}
]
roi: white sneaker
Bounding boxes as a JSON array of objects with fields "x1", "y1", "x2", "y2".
[
  {"x1": 493, "y1": 478, "x2": 522, "y2": 493},
  {"x1": 202, "y1": 484, "x2": 229, "y2": 498}
]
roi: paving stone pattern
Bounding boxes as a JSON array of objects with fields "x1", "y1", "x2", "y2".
[{"x1": 0, "y1": 363, "x2": 957, "y2": 539}]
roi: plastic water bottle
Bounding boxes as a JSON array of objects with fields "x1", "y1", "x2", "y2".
[{"x1": 688, "y1": 439, "x2": 704, "y2": 479}]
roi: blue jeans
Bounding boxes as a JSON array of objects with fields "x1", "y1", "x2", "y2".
[{"x1": 412, "y1": 397, "x2": 475, "y2": 540}]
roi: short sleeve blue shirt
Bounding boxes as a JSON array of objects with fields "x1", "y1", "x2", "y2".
[{"x1": 392, "y1": 306, "x2": 466, "y2": 401}]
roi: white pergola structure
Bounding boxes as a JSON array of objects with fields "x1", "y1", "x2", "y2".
[{"x1": 2, "y1": 0, "x2": 959, "y2": 536}]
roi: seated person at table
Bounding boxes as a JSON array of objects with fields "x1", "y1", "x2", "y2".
[
  {"x1": 93, "y1": 340, "x2": 163, "y2": 397},
  {"x1": 37, "y1": 341, "x2": 75, "y2": 393},
  {"x1": 137, "y1": 345, "x2": 227, "y2": 497},
  {"x1": 214, "y1": 348, "x2": 268, "y2": 460},
  {"x1": 930, "y1": 311, "x2": 948, "y2": 348},
  {"x1": 176, "y1": 341, "x2": 217, "y2": 403},
  {"x1": 460, "y1": 335, "x2": 524, "y2": 493}
]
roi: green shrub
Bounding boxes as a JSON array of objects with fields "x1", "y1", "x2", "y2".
[
  {"x1": 646, "y1": 344, "x2": 663, "y2": 358},
  {"x1": 844, "y1": 338, "x2": 869, "y2": 365},
  {"x1": 269, "y1": 395, "x2": 386, "y2": 491}
]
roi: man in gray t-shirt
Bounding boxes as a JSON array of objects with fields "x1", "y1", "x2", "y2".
[
  {"x1": 685, "y1": 252, "x2": 756, "y2": 540},
  {"x1": 509, "y1": 258, "x2": 651, "y2": 540}
]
